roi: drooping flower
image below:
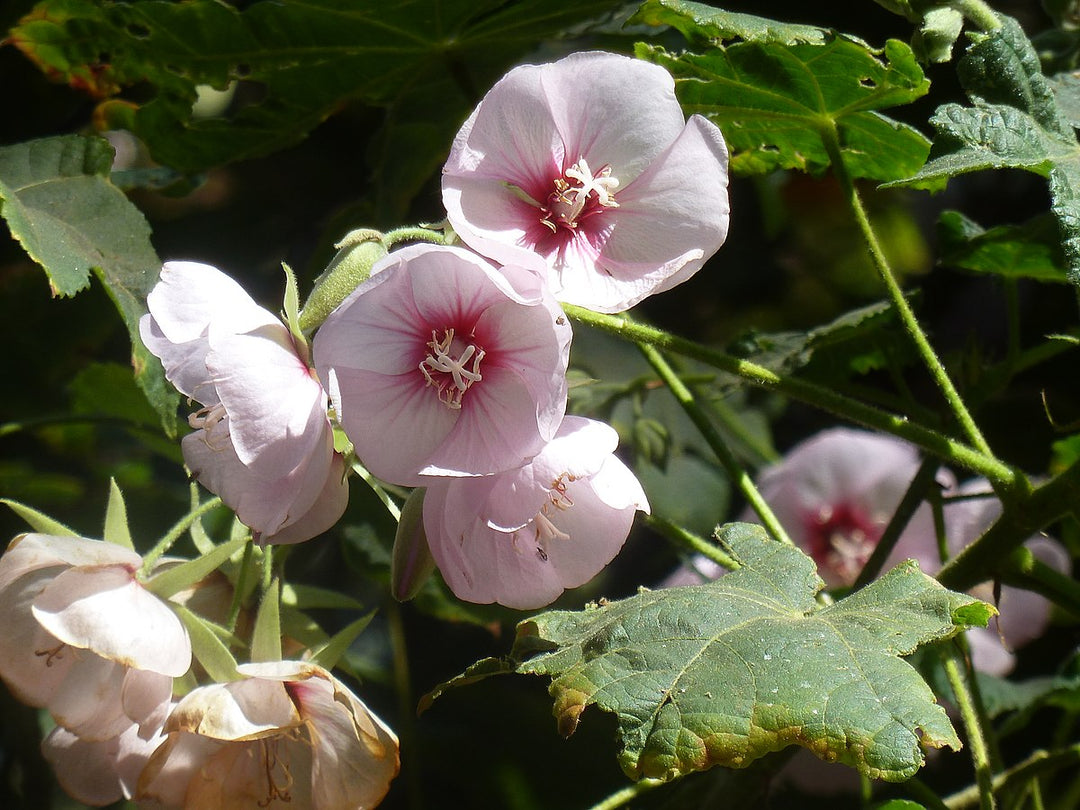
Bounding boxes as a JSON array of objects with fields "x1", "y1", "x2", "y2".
[
  {"x1": 140, "y1": 261, "x2": 348, "y2": 545},
  {"x1": 0, "y1": 534, "x2": 191, "y2": 741},
  {"x1": 313, "y1": 243, "x2": 572, "y2": 486},
  {"x1": 136, "y1": 661, "x2": 399, "y2": 810},
  {"x1": 42, "y1": 716, "x2": 168, "y2": 806},
  {"x1": 423, "y1": 416, "x2": 649, "y2": 609},
  {"x1": 442, "y1": 51, "x2": 730, "y2": 313}
]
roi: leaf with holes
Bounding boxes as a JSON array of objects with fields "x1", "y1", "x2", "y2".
[
  {"x1": 889, "y1": 16, "x2": 1080, "y2": 285},
  {"x1": 0, "y1": 134, "x2": 177, "y2": 431},
  {"x1": 426, "y1": 524, "x2": 991, "y2": 783},
  {"x1": 634, "y1": 20, "x2": 929, "y2": 180},
  {"x1": 629, "y1": 0, "x2": 828, "y2": 47}
]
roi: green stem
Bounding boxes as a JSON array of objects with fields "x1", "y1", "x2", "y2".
[
  {"x1": 643, "y1": 513, "x2": 740, "y2": 573},
  {"x1": 637, "y1": 341, "x2": 795, "y2": 548},
  {"x1": 566, "y1": 307, "x2": 1019, "y2": 488},
  {"x1": 699, "y1": 384, "x2": 780, "y2": 467},
  {"x1": 945, "y1": 746, "x2": 1080, "y2": 809},
  {"x1": 226, "y1": 541, "x2": 255, "y2": 633},
  {"x1": 999, "y1": 547, "x2": 1080, "y2": 617},
  {"x1": 853, "y1": 458, "x2": 943, "y2": 589},
  {"x1": 141, "y1": 497, "x2": 223, "y2": 573},
  {"x1": 942, "y1": 646, "x2": 998, "y2": 810},
  {"x1": 586, "y1": 778, "x2": 665, "y2": 810},
  {"x1": 382, "y1": 225, "x2": 451, "y2": 248},
  {"x1": 937, "y1": 459, "x2": 1080, "y2": 591},
  {"x1": 386, "y1": 600, "x2": 424, "y2": 810},
  {"x1": 820, "y1": 122, "x2": 995, "y2": 463},
  {"x1": 948, "y1": 0, "x2": 1002, "y2": 31}
]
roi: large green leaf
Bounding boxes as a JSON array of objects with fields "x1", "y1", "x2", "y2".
[
  {"x1": 937, "y1": 210, "x2": 1069, "y2": 283},
  {"x1": 0, "y1": 134, "x2": 177, "y2": 430},
  {"x1": 634, "y1": 25, "x2": 930, "y2": 180},
  {"x1": 9, "y1": 0, "x2": 626, "y2": 215},
  {"x1": 628, "y1": 0, "x2": 828, "y2": 46},
  {"x1": 427, "y1": 524, "x2": 989, "y2": 783},
  {"x1": 890, "y1": 16, "x2": 1080, "y2": 285}
]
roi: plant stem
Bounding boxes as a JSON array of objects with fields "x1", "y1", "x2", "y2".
[
  {"x1": 942, "y1": 646, "x2": 997, "y2": 810},
  {"x1": 637, "y1": 341, "x2": 795, "y2": 548},
  {"x1": 945, "y1": 746, "x2": 1080, "y2": 809},
  {"x1": 387, "y1": 600, "x2": 425, "y2": 810},
  {"x1": 587, "y1": 778, "x2": 665, "y2": 810},
  {"x1": 820, "y1": 122, "x2": 995, "y2": 464},
  {"x1": 566, "y1": 307, "x2": 1019, "y2": 488},
  {"x1": 141, "y1": 497, "x2": 223, "y2": 572},
  {"x1": 949, "y1": 0, "x2": 1002, "y2": 31},
  {"x1": 226, "y1": 540, "x2": 255, "y2": 632},
  {"x1": 644, "y1": 513, "x2": 740, "y2": 572}
]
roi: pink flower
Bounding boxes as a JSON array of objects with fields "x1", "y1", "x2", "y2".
[
  {"x1": 0, "y1": 534, "x2": 190, "y2": 741},
  {"x1": 423, "y1": 416, "x2": 649, "y2": 609},
  {"x1": 313, "y1": 243, "x2": 572, "y2": 486},
  {"x1": 140, "y1": 261, "x2": 348, "y2": 545},
  {"x1": 442, "y1": 51, "x2": 730, "y2": 313},
  {"x1": 42, "y1": 718, "x2": 167, "y2": 806},
  {"x1": 665, "y1": 428, "x2": 1069, "y2": 675},
  {"x1": 136, "y1": 661, "x2": 399, "y2": 810}
]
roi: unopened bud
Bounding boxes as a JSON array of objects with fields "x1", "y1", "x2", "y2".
[{"x1": 391, "y1": 487, "x2": 436, "y2": 601}]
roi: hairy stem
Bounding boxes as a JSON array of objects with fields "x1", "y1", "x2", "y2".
[
  {"x1": 942, "y1": 647, "x2": 997, "y2": 810},
  {"x1": 566, "y1": 307, "x2": 1019, "y2": 488},
  {"x1": 644, "y1": 513, "x2": 741, "y2": 573},
  {"x1": 637, "y1": 341, "x2": 795, "y2": 548},
  {"x1": 586, "y1": 778, "x2": 664, "y2": 810}
]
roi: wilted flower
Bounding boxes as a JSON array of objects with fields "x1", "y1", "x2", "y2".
[
  {"x1": 313, "y1": 243, "x2": 572, "y2": 486},
  {"x1": 423, "y1": 416, "x2": 649, "y2": 609},
  {"x1": 0, "y1": 534, "x2": 190, "y2": 741},
  {"x1": 43, "y1": 717, "x2": 167, "y2": 806},
  {"x1": 136, "y1": 661, "x2": 399, "y2": 809},
  {"x1": 442, "y1": 51, "x2": 730, "y2": 313},
  {"x1": 140, "y1": 261, "x2": 348, "y2": 545}
]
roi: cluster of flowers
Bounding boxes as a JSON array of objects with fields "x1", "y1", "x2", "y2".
[
  {"x1": 140, "y1": 51, "x2": 730, "y2": 611},
  {"x1": 0, "y1": 51, "x2": 731, "y2": 808},
  {"x1": 666, "y1": 428, "x2": 1069, "y2": 676},
  {"x1": 0, "y1": 533, "x2": 399, "y2": 807}
]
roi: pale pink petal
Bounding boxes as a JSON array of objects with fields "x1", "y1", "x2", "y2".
[
  {"x1": 48, "y1": 653, "x2": 130, "y2": 739},
  {"x1": 260, "y1": 452, "x2": 350, "y2": 546},
  {"x1": 207, "y1": 324, "x2": 328, "y2": 474},
  {"x1": 0, "y1": 533, "x2": 141, "y2": 592},
  {"x1": 42, "y1": 726, "x2": 125, "y2": 806},
  {"x1": 122, "y1": 668, "x2": 174, "y2": 734},
  {"x1": 0, "y1": 565, "x2": 76, "y2": 707},
  {"x1": 136, "y1": 732, "x2": 223, "y2": 808},
  {"x1": 33, "y1": 565, "x2": 191, "y2": 677}
]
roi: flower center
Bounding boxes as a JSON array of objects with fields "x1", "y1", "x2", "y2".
[
  {"x1": 804, "y1": 502, "x2": 881, "y2": 586},
  {"x1": 540, "y1": 158, "x2": 619, "y2": 232},
  {"x1": 529, "y1": 474, "x2": 577, "y2": 562},
  {"x1": 419, "y1": 328, "x2": 485, "y2": 410}
]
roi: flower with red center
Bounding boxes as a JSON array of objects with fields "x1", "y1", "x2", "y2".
[
  {"x1": 135, "y1": 661, "x2": 399, "y2": 810},
  {"x1": 422, "y1": 416, "x2": 649, "y2": 609},
  {"x1": 442, "y1": 50, "x2": 730, "y2": 314},
  {"x1": 313, "y1": 243, "x2": 572, "y2": 486},
  {"x1": 140, "y1": 261, "x2": 348, "y2": 545},
  {"x1": 0, "y1": 534, "x2": 191, "y2": 742}
]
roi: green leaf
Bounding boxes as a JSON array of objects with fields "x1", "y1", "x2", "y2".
[
  {"x1": 434, "y1": 524, "x2": 985, "y2": 783},
  {"x1": 173, "y1": 603, "x2": 241, "y2": 682},
  {"x1": 937, "y1": 210, "x2": 1069, "y2": 283},
  {"x1": 0, "y1": 134, "x2": 177, "y2": 430},
  {"x1": 1, "y1": 498, "x2": 79, "y2": 537},
  {"x1": 143, "y1": 532, "x2": 249, "y2": 599},
  {"x1": 890, "y1": 17, "x2": 1080, "y2": 285},
  {"x1": 103, "y1": 479, "x2": 135, "y2": 550},
  {"x1": 628, "y1": 0, "x2": 828, "y2": 46},
  {"x1": 307, "y1": 611, "x2": 376, "y2": 671},
  {"x1": 280, "y1": 582, "x2": 365, "y2": 612},
  {"x1": 9, "y1": 0, "x2": 625, "y2": 180},
  {"x1": 250, "y1": 577, "x2": 282, "y2": 663},
  {"x1": 635, "y1": 35, "x2": 930, "y2": 180}
]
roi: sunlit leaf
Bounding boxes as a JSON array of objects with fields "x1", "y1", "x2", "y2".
[
  {"x1": 103, "y1": 479, "x2": 134, "y2": 550},
  {"x1": 635, "y1": 29, "x2": 930, "y2": 180},
  {"x1": 1, "y1": 498, "x2": 79, "y2": 537},
  {"x1": 173, "y1": 603, "x2": 241, "y2": 683},
  {"x1": 0, "y1": 134, "x2": 177, "y2": 430},
  {"x1": 429, "y1": 524, "x2": 989, "y2": 783},
  {"x1": 629, "y1": 0, "x2": 828, "y2": 46},
  {"x1": 250, "y1": 577, "x2": 282, "y2": 663},
  {"x1": 890, "y1": 16, "x2": 1080, "y2": 285}
]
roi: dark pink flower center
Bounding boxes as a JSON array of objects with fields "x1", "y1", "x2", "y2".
[
  {"x1": 803, "y1": 502, "x2": 881, "y2": 586},
  {"x1": 539, "y1": 158, "x2": 620, "y2": 233},
  {"x1": 418, "y1": 328, "x2": 485, "y2": 410}
]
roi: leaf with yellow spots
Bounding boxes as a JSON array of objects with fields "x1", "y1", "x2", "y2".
[{"x1": 426, "y1": 523, "x2": 992, "y2": 783}]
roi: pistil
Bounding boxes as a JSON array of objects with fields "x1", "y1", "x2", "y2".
[{"x1": 419, "y1": 328, "x2": 485, "y2": 409}]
